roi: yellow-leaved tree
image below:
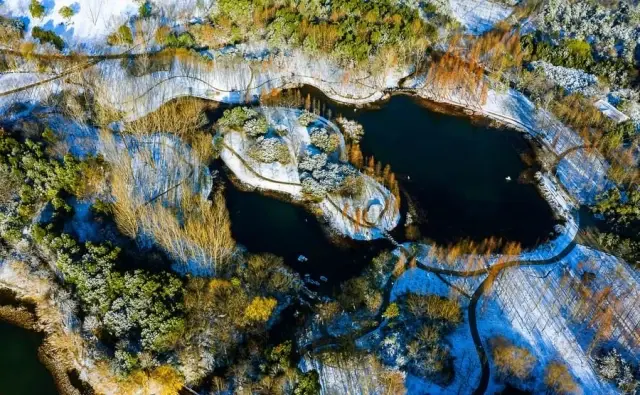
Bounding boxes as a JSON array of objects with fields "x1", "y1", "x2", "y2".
[{"x1": 244, "y1": 297, "x2": 277, "y2": 324}]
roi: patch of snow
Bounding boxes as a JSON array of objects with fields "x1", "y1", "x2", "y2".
[
  {"x1": 0, "y1": 0, "x2": 138, "y2": 51},
  {"x1": 299, "y1": 355, "x2": 405, "y2": 395},
  {"x1": 0, "y1": 72, "x2": 65, "y2": 114},
  {"x1": 391, "y1": 268, "x2": 452, "y2": 301},
  {"x1": 63, "y1": 198, "x2": 101, "y2": 242},
  {"x1": 101, "y1": 132, "x2": 212, "y2": 205},
  {"x1": 448, "y1": 0, "x2": 513, "y2": 35},
  {"x1": 594, "y1": 99, "x2": 630, "y2": 124},
  {"x1": 556, "y1": 152, "x2": 612, "y2": 205},
  {"x1": 46, "y1": 113, "x2": 100, "y2": 158}
]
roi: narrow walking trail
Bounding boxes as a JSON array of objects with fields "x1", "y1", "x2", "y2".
[
  {"x1": 468, "y1": 237, "x2": 578, "y2": 394},
  {"x1": 408, "y1": 211, "x2": 580, "y2": 394}
]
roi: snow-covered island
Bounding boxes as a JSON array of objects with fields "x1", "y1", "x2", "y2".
[{"x1": 218, "y1": 107, "x2": 400, "y2": 240}]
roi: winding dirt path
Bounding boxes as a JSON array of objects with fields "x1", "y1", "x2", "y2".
[
  {"x1": 404, "y1": 210, "x2": 579, "y2": 394},
  {"x1": 468, "y1": 235, "x2": 578, "y2": 394}
]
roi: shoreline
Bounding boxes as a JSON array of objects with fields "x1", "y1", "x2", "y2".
[
  {"x1": 221, "y1": 143, "x2": 396, "y2": 252},
  {"x1": 0, "y1": 292, "x2": 82, "y2": 395}
]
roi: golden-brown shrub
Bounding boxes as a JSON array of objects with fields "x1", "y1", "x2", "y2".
[
  {"x1": 544, "y1": 361, "x2": 578, "y2": 394},
  {"x1": 490, "y1": 336, "x2": 536, "y2": 380},
  {"x1": 404, "y1": 293, "x2": 462, "y2": 324}
]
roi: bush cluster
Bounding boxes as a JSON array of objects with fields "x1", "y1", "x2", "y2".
[
  {"x1": 218, "y1": 107, "x2": 260, "y2": 131},
  {"x1": 38, "y1": 231, "x2": 185, "y2": 367},
  {"x1": 522, "y1": 34, "x2": 635, "y2": 88},
  {"x1": 375, "y1": 292, "x2": 462, "y2": 383},
  {"x1": 243, "y1": 117, "x2": 269, "y2": 137},
  {"x1": 596, "y1": 349, "x2": 639, "y2": 394},
  {"x1": 164, "y1": 32, "x2": 196, "y2": 48},
  {"x1": 489, "y1": 336, "x2": 536, "y2": 381},
  {"x1": 29, "y1": 0, "x2": 45, "y2": 18},
  {"x1": 0, "y1": 16, "x2": 25, "y2": 44},
  {"x1": 298, "y1": 151, "x2": 361, "y2": 199},
  {"x1": 538, "y1": 0, "x2": 639, "y2": 62},
  {"x1": 309, "y1": 127, "x2": 340, "y2": 153},
  {"x1": 59, "y1": 6, "x2": 75, "y2": 20},
  {"x1": 298, "y1": 111, "x2": 316, "y2": 127},
  {"x1": 0, "y1": 132, "x2": 83, "y2": 241},
  {"x1": 107, "y1": 25, "x2": 134, "y2": 46},
  {"x1": 247, "y1": 136, "x2": 290, "y2": 164}
]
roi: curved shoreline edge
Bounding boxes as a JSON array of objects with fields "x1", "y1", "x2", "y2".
[{"x1": 0, "y1": 288, "x2": 82, "y2": 395}]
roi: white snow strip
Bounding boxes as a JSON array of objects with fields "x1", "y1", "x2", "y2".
[
  {"x1": 448, "y1": 0, "x2": 513, "y2": 35},
  {"x1": 595, "y1": 99, "x2": 630, "y2": 124}
]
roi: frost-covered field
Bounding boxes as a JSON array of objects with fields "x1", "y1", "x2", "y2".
[
  {"x1": 0, "y1": 0, "x2": 138, "y2": 49},
  {"x1": 489, "y1": 245, "x2": 639, "y2": 393},
  {"x1": 448, "y1": 0, "x2": 513, "y2": 35}
]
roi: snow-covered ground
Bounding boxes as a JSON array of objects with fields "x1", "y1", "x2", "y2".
[
  {"x1": 391, "y1": 268, "x2": 452, "y2": 301},
  {"x1": 391, "y1": 241, "x2": 640, "y2": 394},
  {"x1": 93, "y1": 47, "x2": 393, "y2": 120},
  {"x1": 0, "y1": 0, "x2": 138, "y2": 50},
  {"x1": 0, "y1": 72, "x2": 66, "y2": 113},
  {"x1": 0, "y1": 0, "x2": 216, "y2": 52},
  {"x1": 300, "y1": 355, "x2": 406, "y2": 395},
  {"x1": 221, "y1": 130, "x2": 303, "y2": 197},
  {"x1": 101, "y1": 132, "x2": 212, "y2": 205},
  {"x1": 595, "y1": 99, "x2": 630, "y2": 124},
  {"x1": 556, "y1": 150, "x2": 612, "y2": 205},
  {"x1": 320, "y1": 173, "x2": 401, "y2": 241},
  {"x1": 489, "y1": 244, "x2": 639, "y2": 394},
  {"x1": 448, "y1": 0, "x2": 514, "y2": 35}
]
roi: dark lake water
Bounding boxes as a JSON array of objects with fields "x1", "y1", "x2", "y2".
[
  {"x1": 219, "y1": 93, "x2": 557, "y2": 290},
  {"x1": 349, "y1": 95, "x2": 557, "y2": 247},
  {"x1": 224, "y1": 179, "x2": 389, "y2": 290},
  {"x1": 0, "y1": 321, "x2": 58, "y2": 395}
]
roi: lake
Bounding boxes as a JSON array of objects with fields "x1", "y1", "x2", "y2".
[
  {"x1": 219, "y1": 92, "x2": 557, "y2": 291},
  {"x1": 0, "y1": 320, "x2": 58, "y2": 395},
  {"x1": 351, "y1": 95, "x2": 557, "y2": 247},
  {"x1": 223, "y1": 176, "x2": 389, "y2": 291}
]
